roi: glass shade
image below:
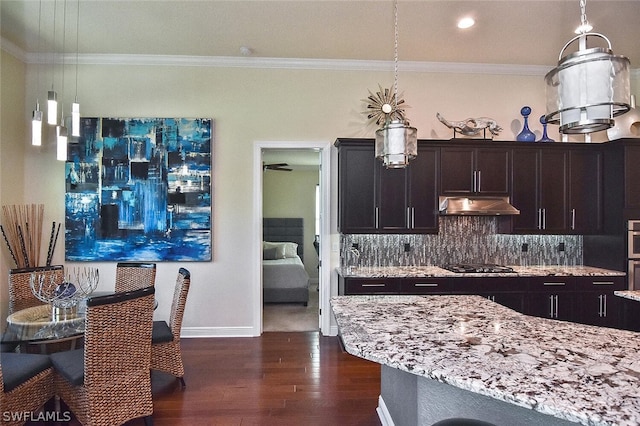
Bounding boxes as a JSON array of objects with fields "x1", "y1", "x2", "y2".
[
  {"x1": 71, "y1": 102, "x2": 81, "y2": 137},
  {"x1": 375, "y1": 120, "x2": 417, "y2": 169},
  {"x1": 56, "y1": 125, "x2": 68, "y2": 161},
  {"x1": 47, "y1": 90, "x2": 58, "y2": 125},
  {"x1": 545, "y1": 33, "x2": 630, "y2": 135},
  {"x1": 31, "y1": 109, "x2": 43, "y2": 146}
]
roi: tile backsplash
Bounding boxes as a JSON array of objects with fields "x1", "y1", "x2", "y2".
[{"x1": 341, "y1": 216, "x2": 582, "y2": 268}]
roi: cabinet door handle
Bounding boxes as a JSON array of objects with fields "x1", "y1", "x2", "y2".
[
  {"x1": 473, "y1": 170, "x2": 477, "y2": 192},
  {"x1": 375, "y1": 207, "x2": 379, "y2": 229},
  {"x1": 554, "y1": 295, "x2": 559, "y2": 318},
  {"x1": 477, "y1": 170, "x2": 482, "y2": 192},
  {"x1": 407, "y1": 207, "x2": 411, "y2": 228},
  {"x1": 411, "y1": 207, "x2": 415, "y2": 228},
  {"x1": 571, "y1": 208, "x2": 576, "y2": 230},
  {"x1": 362, "y1": 283, "x2": 386, "y2": 287},
  {"x1": 542, "y1": 208, "x2": 546, "y2": 230},
  {"x1": 487, "y1": 295, "x2": 495, "y2": 302},
  {"x1": 603, "y1": 294, "x2": 607, "y2": 317},
  {"x1": 549, "y1": 295, "x2": 555, "y2": 318},
  {"x1": 414, "y1": 283, "x2": 439, "y2": 287},
  {"x1": 537, "y1": 209, "x2": 542, "y2": 230}
]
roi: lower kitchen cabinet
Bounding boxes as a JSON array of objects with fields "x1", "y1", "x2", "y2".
[
  {"x1": 401, "y1": 277, "x2": 456, "y2": 294},
  {"x1": 572, "y1": 277, "x2": 625, "y2": 328},
  {"x1": 339, "y1": 277, "x2": 401, "y2": 294},
  {"x1": 338, "y1": 274, "x2": 625, "y2": 328},
  {"x1": 526, "y1": 277, "x2": 576, "y2": 321}
]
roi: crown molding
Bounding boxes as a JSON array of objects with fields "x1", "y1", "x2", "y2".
[{"x1": 3, "y1": 36, "x2": 639, "y2": 78}]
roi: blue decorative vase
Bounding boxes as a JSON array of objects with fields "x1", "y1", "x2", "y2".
[
  {"x1": 516, "y1": 106, "x2": 536, "y2": 142},
  {"x1": 538, "y1": 115, "x2": 555, "y2": 142}
]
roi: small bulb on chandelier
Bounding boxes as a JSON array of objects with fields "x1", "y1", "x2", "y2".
[
  {"x1": 71, "y1": 102, "x2": 81, "y2": 137},
  {"x1": 47, "y1": 91, "x2": 58, "y2": 125},
  {"x1": 31, "y1": 109, "x2": 43, "y2": 146}
]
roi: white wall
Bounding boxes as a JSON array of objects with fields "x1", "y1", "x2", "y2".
[{"x1": 1, "y1": 50, "x2": 639, "y2": 334}]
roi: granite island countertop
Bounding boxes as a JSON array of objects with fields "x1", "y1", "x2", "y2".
[
  {"x1": 615, "y1": 290, "x2": 640, "y2": 302},
  {"x1": 331, "y1": 295, "x2": 640, "y2": 426},
  {"x1": 337, "y1": 265, "x2": 626, "y2": 278}
]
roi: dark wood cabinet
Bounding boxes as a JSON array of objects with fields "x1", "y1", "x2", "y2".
[
  {"x1": 526, "y1": 277, "x2": 575, "y2": 321},
  {"x1": 337, "y1": 140, "x2": 377, "y2": 233},
  {"x1": 456, "y1": 276, "x2": 526, "y2": 312},
  {"x1": 568, "y1": 149, "x2": 603, "y2": 234},
  {"x1": 339, "y1": 277, "x2": 402, "y2": 295},
  {"x1": 510, "y1": 147, "x2": 569, "y2": 234},
  {"x1": 336, "y1": 139, "x2": 439, "y2": 233},
  {"x1": 407, "y1": 146, "x2": 439, "y2": 232},
  {"x1": 401, "y1": 277, "x2": 456, "y2": 294},
  {"x1": 624, "y1": 144, "x2": 640, "y2": 211},
  {"x1": 572, "y1": 277, "x2": 625, "y2": 328},
  {"x1": 440, "y1": 146, "x2": 510, "y2": 195}
]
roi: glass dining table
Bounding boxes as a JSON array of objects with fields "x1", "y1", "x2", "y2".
[
  {"x1": 1, "y1": 291, "x2": 158, "y2": 346},
  {"x1": 2, "y1": 304, "x2": 86, "y2": 346}
]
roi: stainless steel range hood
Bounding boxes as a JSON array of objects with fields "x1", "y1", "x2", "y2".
[{"x1": 438, "y1": 196, "x2": 520, "y2": 216}]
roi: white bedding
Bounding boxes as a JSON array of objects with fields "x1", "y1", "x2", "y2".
[{"x1": 263, "y1": 256, "x2": 310, "y2": 290}]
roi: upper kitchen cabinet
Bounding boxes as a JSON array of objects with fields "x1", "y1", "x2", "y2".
[
  {"x1": 440, "y1": 145, "x2": 510, "y2": 195},
  {"x1": 509, "y1": 144, "x2": 602, "y2": 235},
  {"x1": 510, "y1": 146, "x2": 568, "y2": 234},
  {"x1": 568, "y1": 148, "x2": 603, "y2": 234},
  {"x1": 335, "y1": 139, "x2": 439, "y2": 234},
  {"x1": 336, "y1": 139, "x2": 377, "y2": 233}
]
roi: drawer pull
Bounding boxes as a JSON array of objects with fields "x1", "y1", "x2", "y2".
[
  {"x1": 592, "y1": 281, "x2": 614, "y2": 286},
  {"x1": 414, "y1": 283, "x2": 439, "y2": 287},
  {"x1": 361, "y1": 283, "x2": 386, "y2": 287},
  {"x1": 543, "y1": 282, "x2": 566, "y2": 286}
]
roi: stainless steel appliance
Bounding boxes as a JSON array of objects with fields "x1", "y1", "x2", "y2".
[
  {"x1": 441, "y1": 263, "x2": 515, "y2": 273},
  {"x1": 628, "y1": 220, "x2": 640, "y2": 289}
]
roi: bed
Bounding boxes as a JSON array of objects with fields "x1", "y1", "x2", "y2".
[{"x1": 263, "y1": 218, "x2": 310, "y2": 306}]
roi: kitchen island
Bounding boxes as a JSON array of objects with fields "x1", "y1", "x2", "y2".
[{"x1": 331, "y1": 295, "x2": 640, "y2": 426}]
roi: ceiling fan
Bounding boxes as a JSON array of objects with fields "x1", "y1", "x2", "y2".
[{"x1": 263, "y1": 162, "x2": 292, "y2": 172}]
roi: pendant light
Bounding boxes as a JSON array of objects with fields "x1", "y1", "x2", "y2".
[
  {"x1": 71, "y1": 0, "x2": 80, "y2": 137},
  {"x1": 47, "y1": 0, "x2": 58, "y2": 126},
  {"x1": 374, "y1": 0, "x2": 417, "y2": 169},
  {"x1": 31, "y1": 0, "x2": 43, "y2": 146},
  {"x1": 544, "y1": 0, "x2": 631, "y2": 135},
  {"x1": 56, "y1": 0, "x2": 68, "y2": 161}
]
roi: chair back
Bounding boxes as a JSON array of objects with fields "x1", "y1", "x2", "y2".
[
  {"x1": 83, "y1": 286, "x2": 155, "y2": 411},
  {"x1": 8, "y1": 265, "x2": 64, "y2": 314},
  {"x1": 114, "y1": 262, "x2": 156, "y2": 292},
  {"x1": 169, "y1": 268, "x2": 191, "y2": 339}
]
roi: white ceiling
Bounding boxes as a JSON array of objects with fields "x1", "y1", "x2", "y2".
[
  {"x1": 2, "y1": 0, "x2": 639, "y2": 67},
  {"x1": 2, "y1": 0, "x2": 639, "y2": 167}
]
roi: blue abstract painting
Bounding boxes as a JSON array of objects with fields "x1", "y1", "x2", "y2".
[{"x1": 65, "y1": 117, "x2": 212, "y2": 262}]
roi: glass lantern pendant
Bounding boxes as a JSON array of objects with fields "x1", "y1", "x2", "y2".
[
  {"x1": 544, "y1": 32, "x2": 630, "y2": 134},
  {"x1": 375, "y1": 120, "x2": 417, "y2": 169}
]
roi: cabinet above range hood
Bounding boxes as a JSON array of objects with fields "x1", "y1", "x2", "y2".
[{"x1": 438, "y1": 196, "x2": 520, "y2": 216}]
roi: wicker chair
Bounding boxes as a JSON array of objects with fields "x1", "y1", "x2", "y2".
[
  {"x1": 114, "y1": 262, "x2": 156, "y2": 292},
  {"x1": 8, "y1": 265, "x2": 64, "y2": 314},
  {"x1": 50, "y1": 286, "x2": 156, "y2": 426},
  {"x1": 151, "y1": 267, "x2": 191, "y2": 387},
  {"x1": 0, "y1": 352, "x2": 55, "y2": 426}
]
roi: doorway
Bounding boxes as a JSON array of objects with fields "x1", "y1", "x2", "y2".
[{"x1": 252, "y1": 141, "x2": 332, "y2": 336}]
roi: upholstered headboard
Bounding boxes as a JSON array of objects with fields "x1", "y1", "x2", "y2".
[{"x1": 263, "y1": 218, "x2": 304, "y2": 259}]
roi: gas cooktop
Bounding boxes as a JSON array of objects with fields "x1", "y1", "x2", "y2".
[{"x1": 441, "y1": 263, "x2": 516, "y2": 273}]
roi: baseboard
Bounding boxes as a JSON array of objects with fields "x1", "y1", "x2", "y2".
[
  {"x1": 377, "y1": 395, "x2": 395, "y2": 426},
  {"x1": 181, "y1": 326, "x2": 257, "y2": 338}
]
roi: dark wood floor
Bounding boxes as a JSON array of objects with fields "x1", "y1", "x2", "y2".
[{"x1": 61, "y1": 332, "x2": 382, "y2": 425}]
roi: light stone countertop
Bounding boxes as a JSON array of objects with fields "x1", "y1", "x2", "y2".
[
  {"x1": 331, "y1": 295, "x2": 640, "y2": 426},
  {"x1": 615, "y1": 290, "x2": 640, "y2": 302},
  {"x1": 337, "y1": 265, "x2": 626, "y2": 278}
]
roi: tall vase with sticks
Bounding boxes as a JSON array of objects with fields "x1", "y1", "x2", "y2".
[{"x1": 1, "y1": 204, "x2": 61, "y2": 268}]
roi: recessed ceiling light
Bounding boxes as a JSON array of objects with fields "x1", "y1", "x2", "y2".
[{"x1": 457, "y1": 17, "x2": 475, "y2": 29}]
